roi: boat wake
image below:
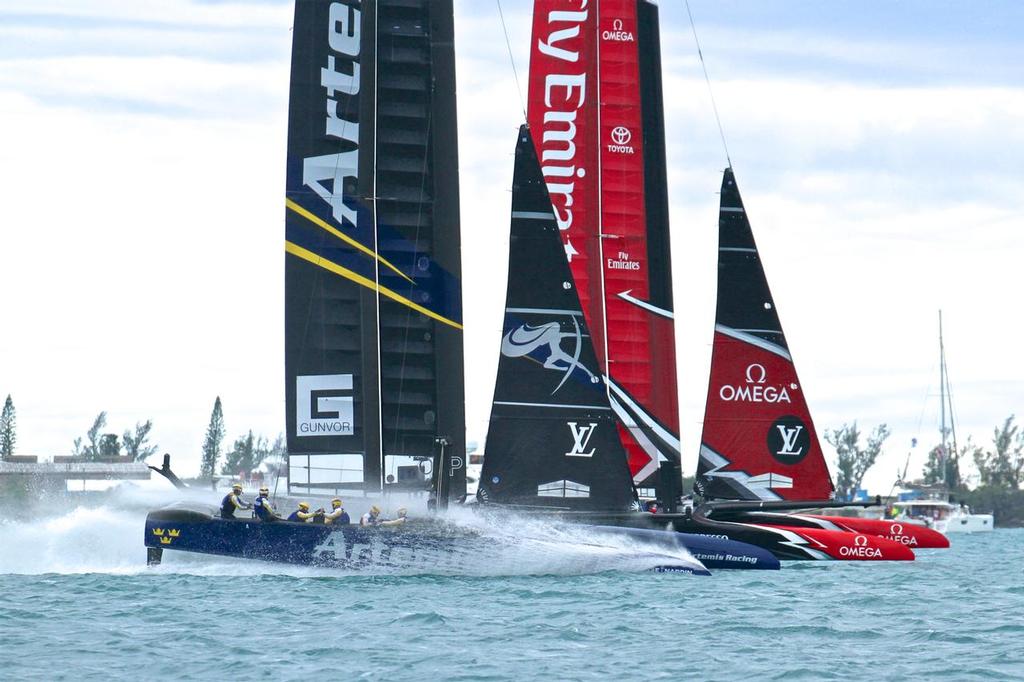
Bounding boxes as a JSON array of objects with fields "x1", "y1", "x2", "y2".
[
  {"x1": 0, "y1": 504, "x2": 147, "y2": 576},
  {"x1": 0, "y1": 493, "x2": 703, "y2": 577}
]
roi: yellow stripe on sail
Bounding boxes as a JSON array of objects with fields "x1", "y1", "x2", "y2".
[
  {"x1": 285, "y1": 241, "x2": 463, "y2": 331},
  {"x1": 286, "y1": 198, "x2": 414, "y2": 285}
]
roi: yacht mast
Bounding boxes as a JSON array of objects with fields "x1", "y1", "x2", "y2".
[
  {"x1": 938, "y1": 309, "x2": 959, "y2": 488},
  {"x1": 939, "y1": 310, "x2": 947, "y2": 475}
]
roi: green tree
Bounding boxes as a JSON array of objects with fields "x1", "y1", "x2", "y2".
[
  {"x1": 73, "y1": 412, "x2": 107, "y2": 460},
  {"x1": 825, "y1": 422, "x2": 891, "y2": 501},
  {"x1": 974, "y1": 416, "x2": 1024, "y2": 489},
  {"x1": 221, "y1": 431, "x2": 272, "y2": 476},
  {"x1": 200, "y1": 397, "x2": 226, "y2": 483},
  {"x1": 921, "y1": 434, "x2": 975, "y2": 490},
  {"x1": 0, "y1": 395, "x2": 16, "y2": 460},
  {"x1": 123, "y1": 420, "x2": 158, "y2": 462},
  {"x1": 99, "y1": 433, "x2": 122, "y2": 459}
]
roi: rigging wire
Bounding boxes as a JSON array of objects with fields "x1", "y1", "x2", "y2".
[
  {"x1": 945, "y1": 349, "x2": 960, "y2": 460},
  {"x1": 496, "y1": 0, "x2": 528, "y2": 123},
  {"x1": 684, "y1": 0, "x2": 732, "y2": 168}
]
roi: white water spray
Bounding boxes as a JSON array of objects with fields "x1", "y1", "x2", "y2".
[{"x1": 0, "y1": 488, "x2": 704, "y2": 577}]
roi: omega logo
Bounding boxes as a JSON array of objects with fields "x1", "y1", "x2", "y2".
[{"x1": 746, "y1": 363, "x2": 767, "y2": 384}]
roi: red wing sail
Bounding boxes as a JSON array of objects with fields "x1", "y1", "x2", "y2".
[
  {"x1": 528, "y1": 1, "x2": 681, "y2": 486},
  {"x1": 695, "y1": 168, "x2": 835, "y2": 501},
  {"x1": 527, "y1": 1, "x2": 604, "y2": 365}
]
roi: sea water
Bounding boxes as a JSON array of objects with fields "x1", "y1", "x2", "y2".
[{"x1": 1, "y1": 491, "x2": 1022, "y2": 681}]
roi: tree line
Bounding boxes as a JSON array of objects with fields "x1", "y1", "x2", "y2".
[
  {"x1": 0, "y1": 394, "x2": 283, "y2": 481},
  {"x1": 826, "y1": 416, "x2": 1024, "y2": 526},
  {"x1": 826, "y1": 415, "x2": 1024, "y2": 500},
  {"x1": 198, "y1": 396, "x2": 285, "y2": 482}
]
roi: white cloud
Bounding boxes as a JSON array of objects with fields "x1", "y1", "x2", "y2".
[{"x1": 0, "y1": 0, "x2": 290, "y2": 29}]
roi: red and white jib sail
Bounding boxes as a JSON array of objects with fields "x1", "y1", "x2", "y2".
[
  {"x1": 527, "y1": 0, "x2": 680, "y2": 486},
  {"x1": 695, "y1": 168, "x2": 834, "y2": 502}
]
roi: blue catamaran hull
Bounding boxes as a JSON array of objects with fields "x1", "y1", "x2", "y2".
[
  {"x1": 143, "y1": 508, "x2": 713, "y2": 575},
  {"x1": 591, "y1": 525, "x2": 779, "y2": 570},
  {"x1": 145, "y1": 508, "x2": 467, "y2": 570}
]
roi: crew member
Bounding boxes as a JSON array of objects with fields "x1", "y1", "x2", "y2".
[
  {"x1": 220, "y1": 483, "x2": 250, "y2": 519},
  {"x1": 253, "y1": 486, "x2": 279, "y2": 522},
  {"x1": 324, "y1": 498, "x2": 350, "y2": 526},
  {"x1": 380, "y1": 507, "x2": 408, "y2": 527},
  {"x1": 287, "y1": 502, "x2": 317, "y2": 523},
  {"x1": 360, "y1": 505, "x2": 382, "y2": 527}
]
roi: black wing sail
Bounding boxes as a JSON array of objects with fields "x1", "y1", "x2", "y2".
[
  {"x1": 374, "y1": 1, "x2": 466, "y2": 495},
  {"x1": 284, "y1": 0, "x2": 465, "y2": 498},
  {"x1": 478, "y1": 127, "x2": 635, "y2": 511}
]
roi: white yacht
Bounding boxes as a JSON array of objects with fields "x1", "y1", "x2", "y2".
[
  {"x1": 893, "y1": 496, "x2": 994, "y2": 534},
  {"x1": 892, "y1": 312, "x2": 994, "y2": 534}
]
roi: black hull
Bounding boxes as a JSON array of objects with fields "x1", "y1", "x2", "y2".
[
  {"x1": 472, "y1": 508, "x2": 779, "y2": 569},
  {"x1": 572, "y1": 511, "x2": 829, "y2": 562}
]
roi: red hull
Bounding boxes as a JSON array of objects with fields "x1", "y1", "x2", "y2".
[
  {"x1": 810, "y1": 516, "x2": 949, "y2": 549},
  {"x1": 756, "y1": 525, "x2": 916, "y2": 561}
]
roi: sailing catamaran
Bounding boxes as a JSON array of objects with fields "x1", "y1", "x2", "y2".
[
  {"x1": 477, "y1": 125, "x2": 778, "y2": 571},
  {"x1": 146, "y1": 0, "x2": 471, "y2": 568},
  {"x1": 887, "y1": 312, "x2": 993, "y2": 535},
  {"x1": 681, "y1": 168, "x2": 933, "y2": 556},
  {"x1": 509, "y1": 0, "x2": 915, "y2": 561}
]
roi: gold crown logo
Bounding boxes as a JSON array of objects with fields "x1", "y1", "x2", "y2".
[
  {"x1": 159, "y1": 536, "x2": 172, "y2": 545},
  {"x1": 168, "y1": 529, "x2": 181, "y2": 538},
  {"x1": 152, "y1": 528, "x2": 165, "y2": 536}
]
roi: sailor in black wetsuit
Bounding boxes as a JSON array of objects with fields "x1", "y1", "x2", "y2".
[
  {"x1": 252, "y1": 486, "x2": 280, "y2": 522},
  {"x1": 220, "y1": 483, "x2": 251, "y2": 519}
]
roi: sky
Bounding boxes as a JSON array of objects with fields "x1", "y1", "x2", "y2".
[{"x1": 0, "y1": 1, "x2": 1021, "y2": 493}]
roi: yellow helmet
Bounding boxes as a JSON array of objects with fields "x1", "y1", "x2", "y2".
[
  {"x1": 232, "y1": 483, "x2": 242, "y2": 491},
  {"x1": 370, "y1": 505, "x2": 381, "y2": 514},
  {"x1": 298, "y1": 502, "x2": 310, "y2": 510},
  {"x1": 332, "y1": 498, "x2": 342, "y2": 508}
]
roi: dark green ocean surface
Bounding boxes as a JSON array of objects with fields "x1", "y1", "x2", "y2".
[{"x1": 1, "y1": 504, "x2": 1021, "y2": 681}]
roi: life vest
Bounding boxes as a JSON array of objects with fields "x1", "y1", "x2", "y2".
[
  {"x1": 254, "y1": 497, "x2": 275, "y2": 521},
  {"x1": 326, "y1": 509, "x2": 350, "y2": 526},
  {"x1": 220, "y1": 494, "x2": 238, "y2": 518},
  {"x1": 287, "y1": 510, "x2": 304, "y2": 522}
]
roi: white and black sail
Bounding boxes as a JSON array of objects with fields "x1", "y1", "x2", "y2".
[
  {"x1": 284, "y1": 0, "x2": 465, "y2": 498},
  {"x1": 478, "y1": 127, "x2": 635, "y2": 511}
]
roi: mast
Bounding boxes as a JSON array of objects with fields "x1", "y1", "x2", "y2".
[
  {"x1": 938, "y1": 309, "x2": 958, "y2": 488},
  {"x1": 284, "y1": 0, "x2": 465, "y2": 502},
  {"x1": 939, "y1": 310, "x2": 947, "y2": 479}
]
